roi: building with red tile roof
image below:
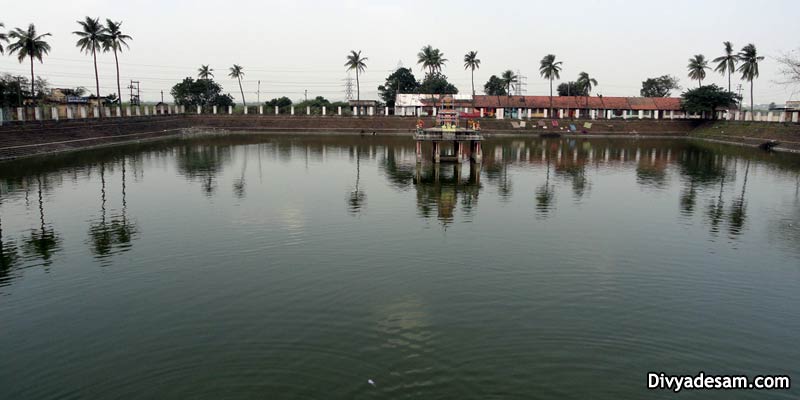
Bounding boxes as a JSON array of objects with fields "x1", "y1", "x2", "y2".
[{"x1": 394, "y1": 94, "x2": 687, "y2": 119}]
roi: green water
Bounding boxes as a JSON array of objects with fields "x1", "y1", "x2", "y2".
[{"x1": 1, "y1": 133, "x2": 799, "y2": 399}]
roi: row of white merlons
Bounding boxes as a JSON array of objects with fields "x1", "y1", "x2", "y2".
[{"x1": 1, "y1": 105, "x2": 798, "y2": 124}]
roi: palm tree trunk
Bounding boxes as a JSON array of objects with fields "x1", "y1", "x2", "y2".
[
  {"x1": 355, "y1": 69, "x2": 360, "y2": 116},
  {"x1": 750, "y1": 80, "x2": 754, "y2": 119},
  {"x1": 471, "y1": 69, "x2": 475, "y2": 98},
  {"x1": 549, "y1": 78, "x2": 553, "y2": 117},
  {"x1": 728, "y1": 71, "x2": 731, "y2": 93},
  {"x1": 93, "y1": 47, "x2": 101, "y2": 118},
  {"x1": 29, "y1": 56, "x2": 35, "y2": 104},
  {"x1": 114, "y1": 48, "x2": 121, "y2": 105},
  {"x1": 238, "y1": 77, "x2": 246, "y2": 108}
]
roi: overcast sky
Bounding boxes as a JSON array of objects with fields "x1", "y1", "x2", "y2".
[{"x1": 1, "y1": 0, "x2": 798, "y2": 104}]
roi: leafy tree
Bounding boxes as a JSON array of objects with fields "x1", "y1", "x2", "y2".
[
  {"x1": 378, "y1": 67, "x2": 419, "y2": 106},
  {"x1": 344, "y1": 50, "x2": 367, "y2": 108},
  {"x1": 640, "y1": 75, "x2": 681, "y2": 97},
  {"x1": 557, "y1": 81, "x2": 584, "y2": 96},
  {"x1": 776, "y1": 49, "x2": 800, "y2": 86},
  {"x1": 418, "y1": 72, "x2": 458, "y2": 95},
  {"x1": 0, "y1": 74, "x2": 30, "y2": 107},
  {"x1": 484, "y1": 75, "x2": 506, "y2": 96},
  {"x1": 265, "y1": 96, "x2": 292, "y2": 108},
  {"x1": 539, "y1": 54, "x2": 562, "y2": 116},
  {"x1": 417, "y1": 45, "x2": 447, "y2": 76},
  {"x1": 170, "y1": 77, "x2": 234, "y2": 109},
  {"x1": 501, "y1": 70, "x2": 518, "y2": 96},
  {"x1": 463, "y1": 51, "x2": 480, "y2": 97},
  {"x1": 7, "y1": 23, "x2": 52, "y2": 103},
  {"x1": 294, "y1": 96, "x2": 337, "y2": 115},
  {"x1": 713, "y1": 41, "x2": 737, "y2": 92},
  {"x1": 228, "y1": 64, "x2": 246, "y2": 107},
  {"x1": 737, "y1": 43, "x2": 764, "y2": 117},
  {"x1": 687, "y1": 54, "x2": 710, "y2": 87},
  {"x1": 680, "y1": 84, "x2": 739, "y2": 119},
  {"x1": 577, "y1": 72, "x2": 598, "y2": 110},
  {"x1": 197, "y1": 65, "x2": 214, "y2": 79},
  {"x1": 34, "y1": 76, "x2": 50, "y2": 99},
  {"x1": 102, "y1": 19, "x2": 132, "y2": 105},
  {"x1": 74, "y1": 17, "x2": 108, "y2": 108}
]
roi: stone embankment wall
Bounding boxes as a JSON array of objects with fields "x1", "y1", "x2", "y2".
[{"x1": 1, "y1": 115, "x2": 797, "y2": 161}]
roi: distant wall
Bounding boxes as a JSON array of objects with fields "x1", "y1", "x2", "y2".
[{"x1": 2, "y1": 115, "x2": 796, "y2": 161}]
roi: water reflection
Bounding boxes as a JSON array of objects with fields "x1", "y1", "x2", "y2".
[
  {"x1": 0, "y1": 134, "x2": 798, "y2": 274},
  {"x1": 728, "y1": 161, "x2": 749, "y2": 237},
  {"x1": 22, "y1": 176, "x2": 62, "y2": 267},
  {"x1": 232, "y1": 149, "x2": 247, "y2": 199},
  {"x1": 536, "y1": 156, "x2": 555, "y2": 218},
  {"x1": 413, "y1": 162, "x2": 481, "y2": 226},
  {"x1": 0, "y1": 212, "x2": 20, "y2": 278},
  {"x1": 176, "y1": 144, "x2": 232, "y2": 196},
  {"x1": 86, "y1": 158, "x2": 139, "y2": 261},
  {"x1": 347, "y1": 146, "x2": 367, "y2": 215}
]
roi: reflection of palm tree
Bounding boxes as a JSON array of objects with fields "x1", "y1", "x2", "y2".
[
  {"x1": 112, "y1": 157, "x2": 138, "y2": 250},
  {"x1": 22, "y1": 175, "x2": 61, "y2": 266},
  {"x1": 536, "y1": 156, "x2": 555, "y2": 216},
  {"x1": 348, "y1": 146, "x2": 366, "y2": 214},
  {"x1": 679, "y1": 179, "x2": 697, "y2": 215},
  {"x1": 88, "y1": 163, "x2": 113, "y2": 256},
  {"x1": 0, "y1": 212, "x2": 20, "y2": 274},
  {"x1": 233, "y1": 148, "x2": 247, "y2": 199},
  {"x1": 88, "y1": 160, "x2": 138, "y2": 259},
  {"x1": 498, "y1": 162, "x2": 512, "y2": 201},
  {"x1": 729, "y1": 161, "x2": 749, "y2": 236},
  {"x1": 707, "y1": 172, "x2": 726, "y2": 233}
]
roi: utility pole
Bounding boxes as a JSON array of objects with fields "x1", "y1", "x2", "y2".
[
  {"x1": 304, "y1": 89, "x2": 308, "y2": 102},
  {"x1": 128, "y1": 80, "x2": 141, "y2": 106}
]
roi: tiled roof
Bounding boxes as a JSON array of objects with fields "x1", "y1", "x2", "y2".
[
  {"x1": 471, "y1": 95, "x2": 683, "y2": 110},
  {"x1": 600, "y1": 97, "x2": 630, "y2": 109},
  {"x1": 626, "y1": 97, "x2": 658, "y2": 110},
  {"x1": 651, "y1": 97, "x2": 682, "y2": 111}
]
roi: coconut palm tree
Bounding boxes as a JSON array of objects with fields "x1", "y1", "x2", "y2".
[
  {"x1": 463, "y1": 51, "x2": 480, "y2": 97},
  {"x1": 198, "y1": 65, "x2": 214, "y2": 80},
  {"x1": 344, "y1": 50, "x2": 368, "y2": 114},
  {"x1": 713, "y1": 41, "x2": 737, "y2": 92},
  {"x1": 417, "y1": 45, "x2": 447, "y2": 76},
  {"x1": 229, "y1": 64, "x2": 246, "y2": 107},
  {"x1": 0, "y1": 23, "x2": 8, "y2": 54},
  {"x1": 7, "y1": 24, "x2": 52, "y2": 102},
  {"x1": 539, "y1": 54, "x2": 562, "y2": 117},
  {"x1": 501, "y1": 70, "x2": 518, "y2": 96},
  {"x1": 102, "y1": 19, "x2": 132, "y2": 105},
  {"x1": 74, "y1": 17, "x2": 108, "y2": 111},
  {"x1": 687, "y1": 54, "x2": 710, "y2": 87},
  {"x1": 737, "y1": 43, "x2": 765, "y2": 118},
  {"x1": 576, "y1": 71, "x2": 598, "y2": 113}
]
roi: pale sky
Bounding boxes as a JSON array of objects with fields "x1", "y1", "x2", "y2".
[{"x1": 1, "y1": 0, "x2": 798, "y2": 104}]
